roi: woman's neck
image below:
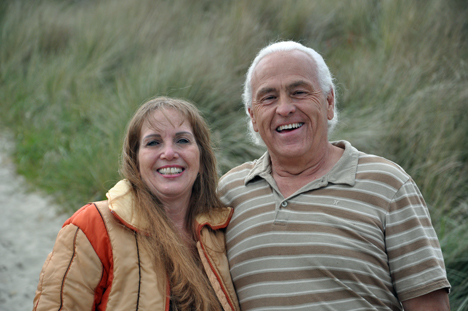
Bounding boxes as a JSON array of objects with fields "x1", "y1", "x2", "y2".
[{"x1": 164, "y1": 201, "x2": 195, "y2": 247}]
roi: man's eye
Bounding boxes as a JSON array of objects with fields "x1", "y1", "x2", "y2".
[{"x1": 261, "y1": 95, "x2": 276, "y2": 103}]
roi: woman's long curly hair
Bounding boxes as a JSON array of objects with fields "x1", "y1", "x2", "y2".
[{"x1": 120, "y1": 97, "x2": 224, "y2": 310}]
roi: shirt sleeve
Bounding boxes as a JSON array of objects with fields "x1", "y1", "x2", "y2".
[
  {"x1": 33, "y1": 223, "x2": 103, "y2": 311},
  {"x1": 385, "y1": 178, "x2": 450, "y2": 301}
]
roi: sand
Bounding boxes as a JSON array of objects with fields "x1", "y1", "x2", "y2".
[{"x1": 0, "y1": 134, "x2": 69, "y2": 311}]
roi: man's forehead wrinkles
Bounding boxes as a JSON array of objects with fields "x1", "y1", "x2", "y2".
[
  {"x1": 288, "y1": 80, "x2": 311, "y2": 88},
  {"x1": 255, "y1": 79, "x2": 313, "y2": 96}
]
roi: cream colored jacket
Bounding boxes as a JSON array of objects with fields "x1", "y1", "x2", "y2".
[{"x1": 33, "y1": 180, "x2": 240, "y2": 311}]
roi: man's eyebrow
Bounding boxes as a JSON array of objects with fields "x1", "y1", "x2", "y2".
[
  {"x1": 255, "y1": 80, "x2": 313, "y2": 97},
  {"x1": 255, "y1": 87, "x2": 276, "y2": 98}
]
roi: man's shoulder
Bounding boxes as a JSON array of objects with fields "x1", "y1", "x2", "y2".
[
  {"x1": 218, "y1": 160, "x2": 260, "y2": 198},
  {"x1": 356, "y1": 151, "x2": 411, "y2": 183},
  {"x1": 220, "y1": 161, "x2": 256, "y2": 182}
]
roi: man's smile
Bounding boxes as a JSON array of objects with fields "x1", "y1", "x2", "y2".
[{"x1": 276, "y1": 122, "x2": 304, "y2": 132}]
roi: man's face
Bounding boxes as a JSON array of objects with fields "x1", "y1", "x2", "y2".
[{"x1": 249, "y1": 50, "x2": 334, "y2": 163}]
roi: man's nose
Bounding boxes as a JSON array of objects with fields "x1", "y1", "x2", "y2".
[{"x1": 276, "y1": 95, "x2": 296, "y2": 116}]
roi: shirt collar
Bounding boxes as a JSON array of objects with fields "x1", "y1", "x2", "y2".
[{"x1": 244, "y1": 140, "x2": 359, "y2": 187}]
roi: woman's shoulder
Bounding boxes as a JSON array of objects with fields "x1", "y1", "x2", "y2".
[
  {"x1": 65, "y1": 202, "x2": 102, "y2": 224},
  {"x1": 63, "y1": 201, "x2": 110, "y2": 234}
]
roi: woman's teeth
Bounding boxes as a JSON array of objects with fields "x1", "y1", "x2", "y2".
[{"x1": 158, "y1": 167, "x2": 183, "y2": 175}]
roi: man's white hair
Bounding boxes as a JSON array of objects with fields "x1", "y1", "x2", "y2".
[{"x1": 243, "y1": 41, "x2": 338, "y2": 145}]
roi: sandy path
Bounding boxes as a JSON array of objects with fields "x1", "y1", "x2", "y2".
[{"x1": 0, "y1": 134, "x2": 69, "y2": 311}]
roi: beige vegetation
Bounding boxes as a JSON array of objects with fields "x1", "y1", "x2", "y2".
[{"x1": 0, "y1": 0, "x2": 467, "y2": 309}]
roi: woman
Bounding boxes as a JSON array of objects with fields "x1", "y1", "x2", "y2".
[{"x1": 33, "y1": 97, "x2": 240, "y2": 311}]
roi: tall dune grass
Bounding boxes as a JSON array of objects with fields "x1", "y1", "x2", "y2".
[{"x1": 1, "y1": 0, "x2": 467, "y2": 308}]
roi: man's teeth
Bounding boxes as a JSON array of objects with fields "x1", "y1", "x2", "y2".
[
  {"x1": 277, "y1": 123, "x2": 303, "y2": 132},
  {"x1": 158, "y1": 167, "x2": 183, "y2": 175}
]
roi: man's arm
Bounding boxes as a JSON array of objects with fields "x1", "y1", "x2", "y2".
[{"x1": 401, "y1": 289, "x2": 450, "y2": 311}]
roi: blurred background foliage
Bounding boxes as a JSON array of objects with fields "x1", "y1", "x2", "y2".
[{"x1": 0, "y1": 0, "x2": 467, "y2": 308}]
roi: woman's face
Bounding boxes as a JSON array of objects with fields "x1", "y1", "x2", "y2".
[{"x1": 138, "y1": 108, "x2": 200, "y2": 206}]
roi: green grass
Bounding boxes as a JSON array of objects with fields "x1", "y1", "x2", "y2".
[{"x1": 1, "y1": 0, "x2": 467, "y2": 308}]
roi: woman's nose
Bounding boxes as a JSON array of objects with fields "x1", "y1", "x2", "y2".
[{"x1": 160, "y1": 144, "x2": 178, "y2": 160}]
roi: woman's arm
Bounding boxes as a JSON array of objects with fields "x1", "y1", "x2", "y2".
[{"x1": 33, "y1": 223, "x2": 103, "y2": 311}]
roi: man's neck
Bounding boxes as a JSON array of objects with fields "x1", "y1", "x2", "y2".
[{"x1": 270, "y1": 142, "x2": 344, "y2": 198}]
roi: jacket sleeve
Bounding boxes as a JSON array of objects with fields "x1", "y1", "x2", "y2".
[{"x1": 33, "y1": 223, "x2": 103, "y2": 311}]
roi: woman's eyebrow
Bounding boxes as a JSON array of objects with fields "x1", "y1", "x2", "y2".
[{"x1": 142, "y1": 133, "x2": 161, "y2": 141}]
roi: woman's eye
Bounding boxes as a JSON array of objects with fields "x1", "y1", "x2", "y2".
[
  {"x1": 146, "y1": 140, "x2": 159, "y2": 146},
  {"x1": 177, "y1": 138, "x2": 190, "y2": 144}
]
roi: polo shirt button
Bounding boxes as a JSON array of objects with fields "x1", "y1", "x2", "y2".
[{"x1": 281, "y1": 201, "x2": 288, "y2": 207}]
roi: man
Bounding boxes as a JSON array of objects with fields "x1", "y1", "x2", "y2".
[{"x1": 218, "y1": 41, "x2": 450, "y2": 310}]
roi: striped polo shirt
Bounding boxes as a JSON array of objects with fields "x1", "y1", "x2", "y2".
[{"x1": 218, "y1": 140, "x2": 450, "y2": 311}]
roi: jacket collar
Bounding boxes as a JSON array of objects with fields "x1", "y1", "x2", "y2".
[
  {"x1": 106, "y1": 179, "x2": 143, "y2": 231},
  {"x1": 196, "y1": 207, "x2": 233, "y2": 233},
  {"x1": 106, "y1": 179, "x2": 232, "y2": 232}
]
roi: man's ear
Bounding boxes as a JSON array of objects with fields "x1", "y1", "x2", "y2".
[
  {"x1": 326, "y1": 89, "x2": 335, "y2": 120},
  {"x1": 248, "y1": 108, "x2": 259, "y2": 132}
]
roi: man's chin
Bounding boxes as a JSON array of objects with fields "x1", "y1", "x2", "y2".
[{"x1": 270, "y1": 145, "x2": 307, "y2": 160}]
